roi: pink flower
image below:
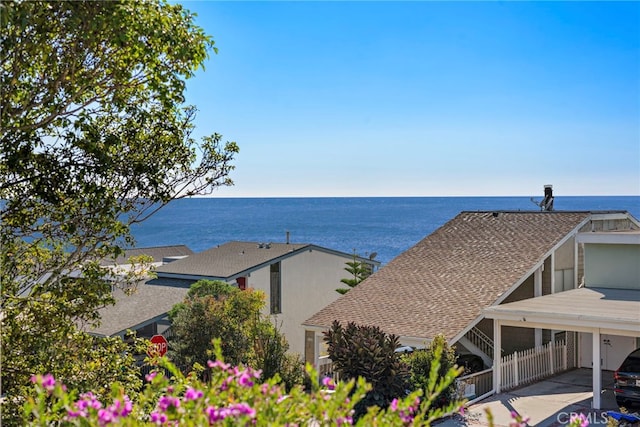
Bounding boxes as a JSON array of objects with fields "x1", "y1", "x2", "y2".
[
  {"x1": 31, "y1": 373, "x2": 57, "y2": 392},
  {"x1": 238, "y1": 371, "x2": 254, "y2": 388},
  {"x1": 321, "y1": 376, "x2": 335, "y2": 390},
  {"x1": 97, "y1": 408, "x2": 115, "y2": 425},
  {"x1": 157, "y1": 395, "x2": 180, "y2": 412},
  {"x1": 183, "y1": 387, "x2": 204, "y2": 401},
  {"x1": 150, "y1": 411, "x2": 168, "y2": 425},
  {"x1": 389, "y1": 398, "x2": 399, "y2": 412},
  {"x1": 145, "y1": 371, "x2": 159, "y2": 382},
  {"x1": 207, "y1": 360, "x2": 230, "y2": 371}
]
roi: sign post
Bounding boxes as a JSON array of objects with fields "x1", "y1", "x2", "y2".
[{"x1": 148, "y1": 334, "x2": 168, "y2": 358}]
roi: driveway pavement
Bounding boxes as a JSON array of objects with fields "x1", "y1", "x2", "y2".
[{"x1": 436, "y1": 369, "x2": 623, "y2": 427}]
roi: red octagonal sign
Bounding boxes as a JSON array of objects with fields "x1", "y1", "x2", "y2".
[{"x1": 148, "y1": 334, "x2": 168, "y2": 357}]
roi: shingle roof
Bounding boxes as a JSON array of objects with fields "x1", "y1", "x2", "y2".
[
  {"x1": 102, "y1": 245, "x2": 194, "y2": 266},
  {"x1": 84, "y1": 281, "x2": 189, "y2": 337},
  {"x1": 155, "y1": 241, "x2": 312, "y2": 278},
  {"x1": 303, "y1": 211, "x2": 591, "y2": 341}
]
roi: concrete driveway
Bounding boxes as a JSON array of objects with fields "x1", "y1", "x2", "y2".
[{"x1": 436, "y1": 369, "x2": 623, "y2": 427}]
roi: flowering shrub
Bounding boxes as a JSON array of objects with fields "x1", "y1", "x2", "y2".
[{"x1": 22, "y1": 343, "x2": 463, "y2": 426}]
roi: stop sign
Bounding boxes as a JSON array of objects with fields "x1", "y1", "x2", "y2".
[{"x1": 148, "y1": 334, "x2": 168, "y2": 357}]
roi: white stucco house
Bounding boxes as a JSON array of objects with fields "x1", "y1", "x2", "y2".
[{"x1": 153, "y1": 241, "x2": 380, "y2": 357}]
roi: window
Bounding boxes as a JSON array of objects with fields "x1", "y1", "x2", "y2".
[{"x1": 270, "y1": 262, "x2": 281, "y2": 314}]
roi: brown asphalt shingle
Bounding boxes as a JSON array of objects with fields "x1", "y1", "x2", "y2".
[
  {"x1": 303, "y1": 211, "x2": 591, "y2": 341},
  {"x1": 101, "y1": 245, "x2": 194, "y2": 266},
  {"x1": 155, "y1": 241, "x2": 311, "y2": 278},
  {"x1": 84, "y1": 281, "x2": 189, "y2": 337}
]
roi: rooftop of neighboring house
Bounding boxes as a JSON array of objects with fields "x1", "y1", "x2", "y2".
[
  {"x1": 303, "y1": 210, "x2": 634, "y2": 341},
  {"x1": 83, "y1": 281, "x2": 189, "y2": 337},
  {"x1": 155, "y1": 241, "x2": 379, "y2": 280},
  {"x1": 100, "y1": 245, "x2": 194, "y2": 266}
]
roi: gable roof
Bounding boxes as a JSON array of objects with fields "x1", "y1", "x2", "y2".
[
  {"x1": 155, "y1": 241, "x2": 377, "y2": 281},
  {"x1": 84, "y1": 281, "x2": 189, "y2": 337},
  {"x1": 303, "y1": 211, "x2": 593, "y2": 341}
]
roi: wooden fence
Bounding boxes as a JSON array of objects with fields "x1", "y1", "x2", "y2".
[{"x1": 500, "y1": 340, "x2": 567, "y2": 390}]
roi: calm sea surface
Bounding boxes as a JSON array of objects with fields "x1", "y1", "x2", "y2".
[{"x1": 130, "y1": 196, "x2": 640, "y2": 265}]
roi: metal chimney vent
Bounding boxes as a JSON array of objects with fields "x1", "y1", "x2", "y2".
[{"x1": 531, "y1": 185, "x2": 554, "y2": 211}]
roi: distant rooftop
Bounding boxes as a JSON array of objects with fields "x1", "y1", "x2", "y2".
[
  {"x1": 155, "y1": 241, "x2": 312, "y2": 279},
  {"x1": 84, "y1": 281, "x2": 189, "y2": 337},
  {"x1": 101, "y1": 245, "x2": 194, "y2": 266}
]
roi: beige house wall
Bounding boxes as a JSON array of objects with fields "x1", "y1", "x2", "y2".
[
  {"x1": 246, "y1": 249, "x2": 357, "y2": 357},
  {"x1": 555, "y1": 237, "x2": 575, "y2": 270}
]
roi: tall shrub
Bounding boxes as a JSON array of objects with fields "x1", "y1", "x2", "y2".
[
  {"x1": 403, "y1": 334, "x2": 459, "y2": 407},
  {"x1": 324, "y1": 321, "x2": 410, "y2": 418}
]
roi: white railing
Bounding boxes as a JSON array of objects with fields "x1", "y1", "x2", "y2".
[
  {"x1": 501, "y1": 340, "x2": 567, "y2": 390},
  {"x1": 465, "y1": 327, "x2": 495, "y2": 359},
  {"x1": 456, "y1": 368, "x2": 494, "y2": 404},
  {"x1": 317, "y1": 355, "x2": 340, "y2": 381}
]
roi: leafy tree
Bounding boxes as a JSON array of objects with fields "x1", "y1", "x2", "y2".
[
  {"x1": 324, "y1": 321, "x2": 410, "y2": 419},
  {"x1": 168, "y1": 281, "x2": 304, "y2": 389},
  {"x1": 0, "y1": 0, "x2": 237, "y2": 423},
  {"x1": 336, "y1": 251, "x2": 372, "y2": 294},
  {"x1": 403, "y1": 334, "x2": 459, "y2": 408},
  {"x1": 168, "y1": 281, "x2": 263, "y2": 369}
]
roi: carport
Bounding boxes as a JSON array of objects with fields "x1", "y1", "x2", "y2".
[{"x1": 484, "y1": 287, "x2": 640, "y2": 409}]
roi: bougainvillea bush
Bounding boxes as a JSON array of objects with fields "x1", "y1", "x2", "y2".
[{"x1": 22, "y1": 341, "x2": 464, "y2": 426}]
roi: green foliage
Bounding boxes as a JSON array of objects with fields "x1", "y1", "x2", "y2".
[
  {"x1": 21, "y1": 342, "x2": 465, "y2": 426},
  {"x1": 3, "y1": 327, "x2": 145, "y2": 424},
  {"x1": 324, "y1": 321, "x2": 410, "y2": 418},
  {"x1": 403, "y1": 334, "x2": 460, "y2": 408},
  {"x1": 250, "y1": 320, "x2": 306, "y2": 391},
  {"x1": 1, "y1": 1, "x2": 237, "y2": 424},
  {"x1": 168, "y1": 281, "x2": 260, "y2": 369},
  {"x1": 336, "y1": 251, "x2": 372, "y2": 294},
  {"x1": 168, "y1": 280, "x2": 305, "y2": 389}
]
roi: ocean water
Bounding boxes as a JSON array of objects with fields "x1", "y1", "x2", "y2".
[{"x1": 130, "y1": 196, "x2": 640, "y2": 265}]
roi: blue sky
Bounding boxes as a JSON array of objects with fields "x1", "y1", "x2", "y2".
[{"x1": 181, "y1": 1, "x2": 639, "y2": 197}]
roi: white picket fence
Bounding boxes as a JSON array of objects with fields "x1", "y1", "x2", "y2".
[{"x1": 500, "y1": 340, "x2": 567, "y2": 390}]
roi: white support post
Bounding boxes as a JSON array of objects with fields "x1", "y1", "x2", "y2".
[
  {"x1": 534, "y1": 266, "x2": 543, "y2": 347},
  {"x1": 493, "y1": 319, "x2": 502, "y2": 394},
  {"x1": 514, "y1": 351, "x2": 519, "y2": 387},
  {"x1": 592, "y1": 329, "x2": 601, "y2": 409},
  {"x1": 314, "y1": 332, "x2": 320, "y2": 370},
  {"x1": 550, "y1": 252, "x2": 556, "y2": 294},
  {"x1": 574, "y1": 242, "x2": 580, "y2": 289}
]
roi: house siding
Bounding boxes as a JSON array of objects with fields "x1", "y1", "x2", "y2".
[
  {"x1": 543, "y1": 256, "x2": 552, "y2": 296},
  {"x1": 247, "y1": 249, "x2": 358, "y2": 357},
  {"x1": 502, "y1": 326, "x2": 535, "y2": 355},
  {"x1": 503, "y1": 275, "x2": 534, "y2": 303}
]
